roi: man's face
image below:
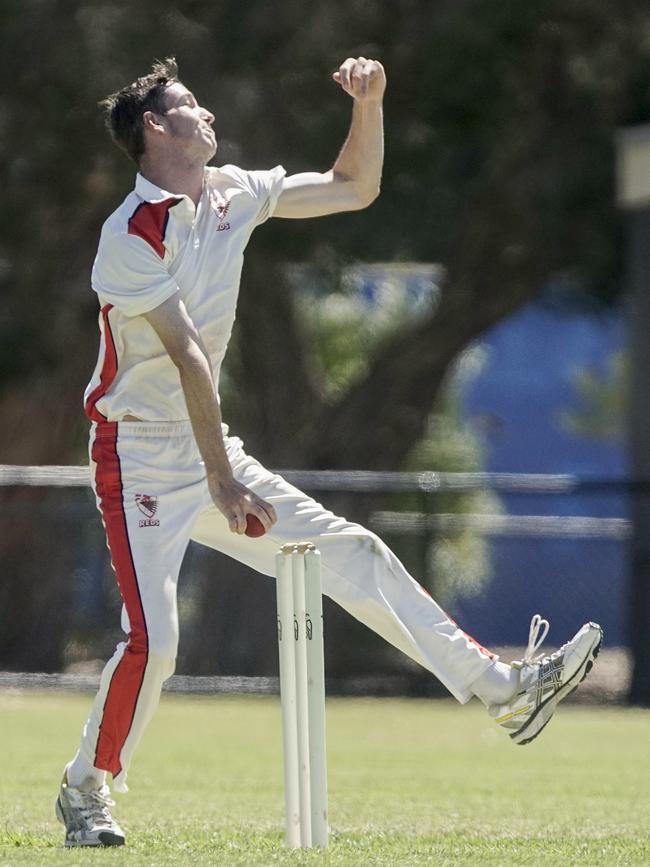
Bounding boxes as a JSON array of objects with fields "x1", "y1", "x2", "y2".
[{"x1": 158, "y1": 81, "x2": 217, "y2": 161}]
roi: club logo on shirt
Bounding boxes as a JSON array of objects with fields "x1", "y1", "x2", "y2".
[
  {"x1": 135, "y1": 493, "x2": 160, "y2": 527},
  {"x1": 208, "y1": 189, "x2": 231, "y2": 232}
]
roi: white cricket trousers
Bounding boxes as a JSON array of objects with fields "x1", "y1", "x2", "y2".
[{"x1": 80, "y1": 420, "x2": 494, "y2": 792}]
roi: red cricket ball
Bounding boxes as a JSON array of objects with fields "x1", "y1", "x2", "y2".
[{"x1": 245, "y1": 514, "x2": 266, "y2": 538}]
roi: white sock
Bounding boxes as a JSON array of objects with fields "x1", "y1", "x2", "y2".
[
  {"x1": 66, "y1": 751, "x2": 107, "y2": 790},
  {"x1": 471, "y1": 660, "x2": 520, "y2": 707}
]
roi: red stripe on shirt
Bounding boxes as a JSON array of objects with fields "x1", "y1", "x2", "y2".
[
  {"x1": 92, "y1": 422, "x2": 149, "y2": 777},
  {"x1": 85, "y1": 304, "x2": 117, "y2": 423},
  {"x1": 127, "y1": 199, "x2": 180, "y2": 258}
]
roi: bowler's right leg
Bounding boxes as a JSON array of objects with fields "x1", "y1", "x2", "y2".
[{"x1": 58, "y1": 421, "x2": 203, "y2": 846}]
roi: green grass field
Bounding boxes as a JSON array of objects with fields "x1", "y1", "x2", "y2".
[{"x1": 1, "y1": 692, "x2": 649, "y2": 866}]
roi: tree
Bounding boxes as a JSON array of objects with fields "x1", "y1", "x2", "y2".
[{"x1": 1, "y1": 0, "x2": 646, "y2": 467}]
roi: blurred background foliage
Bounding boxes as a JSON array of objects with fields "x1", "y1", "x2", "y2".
[
  {"x1": 2, "y1": 0, "x2": 649, "y2": 469},
  {"x1": 558, "y1": 350, "x2": 628, "y2": 443},
  {"x1": 1, "y1": 0, "x2": 650, "y2": 675}
]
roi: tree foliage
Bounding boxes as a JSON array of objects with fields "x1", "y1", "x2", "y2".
[
  {"x1": 1, "y1": 0, "x2": 649, "y2": 467},
  {"x1": 558, "y1": 350, "x2": 628, "y2": 443}
]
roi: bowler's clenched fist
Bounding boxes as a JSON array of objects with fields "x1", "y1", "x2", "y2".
[{"x1": 333, "y1": 57, "x2": 386, "y2": 102}]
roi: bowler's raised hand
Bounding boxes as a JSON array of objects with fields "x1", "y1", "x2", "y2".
[{"x1": 333, "y1": 57, "x2": 386, "y2": 102}]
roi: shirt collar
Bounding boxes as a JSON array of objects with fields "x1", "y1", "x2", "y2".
[
  {"x1": 135, "y1": 172, "x2": 187, "y2": 204},
  {"x1": 134, "y1": 168, "x2": 216, "y2": 205}
]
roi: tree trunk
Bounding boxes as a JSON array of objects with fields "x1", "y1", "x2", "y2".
[{"x1": 224, "y1": 251, "x2": 322, "y2": 466}]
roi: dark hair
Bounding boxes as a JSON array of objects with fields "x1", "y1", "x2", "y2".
[{"x1": 99, "y1": 57, "x2": 179, "y2": 165}]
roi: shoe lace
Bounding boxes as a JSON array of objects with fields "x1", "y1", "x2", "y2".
[
  {"x1": 522, "y1": 614, "x2": 550, "y2": 665},
  {"x1": 80, "y1": 786, "x2": 116, "y2": 828}
]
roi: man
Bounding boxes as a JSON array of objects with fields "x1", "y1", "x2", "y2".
[{"x1": 56, "y1": 57, "x2": 602, "y2": 848}]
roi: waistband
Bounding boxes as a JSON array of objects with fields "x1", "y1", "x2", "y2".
[{"x1": 92, "y1": 420, "x2": 195, "y2": 439}]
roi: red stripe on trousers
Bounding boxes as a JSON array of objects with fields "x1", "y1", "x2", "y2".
[
  {"x1": 92, "y1": 422, "x2": 149, "y2": 776},
  {"x1": 446, "y1": 614, "x2": 496, "y2": 661},
  {"x1": 85, "y1": 304, "x2": 117, "y2": 423}
]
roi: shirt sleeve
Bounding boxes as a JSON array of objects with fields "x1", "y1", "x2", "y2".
[
  {"x1": 244, "y1": 165, "x2": 287, "y2": 225},
  {"x1": 91, "y1": 232, "x2": 179, "y2": 318}
]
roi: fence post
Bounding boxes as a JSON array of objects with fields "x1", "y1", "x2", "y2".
[{"x1": 617, "y1": 124, "x2": 650, "y2": 705}]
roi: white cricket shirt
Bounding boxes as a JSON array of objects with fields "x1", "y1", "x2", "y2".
[{"x1": 84, "y1": 164, "x2": 286, "y2": 422}]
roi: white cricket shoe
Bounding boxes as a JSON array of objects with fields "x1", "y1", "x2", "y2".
[
  {"x1": 490, "y1": 615, "x2": 603, "y2": 745},
  {"x1": 55, "y1": 767, "x2": 125, "y2": 847}
]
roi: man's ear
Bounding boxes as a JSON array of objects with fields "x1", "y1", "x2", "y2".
[{"x1": 142, "y1": 110, "x2": 165, "y2": 135}]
